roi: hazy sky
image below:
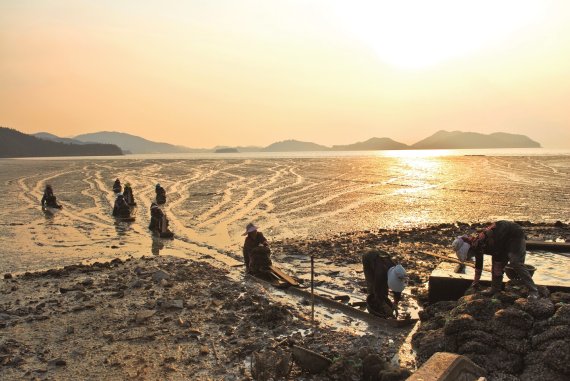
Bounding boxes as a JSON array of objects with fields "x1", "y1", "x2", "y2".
[{"x1": 2, "y1": 1, "x2": 570, "y2": 148}]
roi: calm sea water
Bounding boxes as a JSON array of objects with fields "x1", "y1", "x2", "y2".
[{"x1": 1, "y1": 149, "x2": 569, "y2": 275}]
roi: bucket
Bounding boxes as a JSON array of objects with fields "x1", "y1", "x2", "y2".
[{"x1": 505, "y1": 264, "x2": 536, "y2": 280}]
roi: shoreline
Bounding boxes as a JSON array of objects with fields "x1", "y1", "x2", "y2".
[{"x1": 2, "y1": 222, "x2": 569, "y2": 380}]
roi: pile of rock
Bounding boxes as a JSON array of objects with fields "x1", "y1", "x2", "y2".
[{"x1": 412, "y1": 284, "x2": 570, "y2": 380}]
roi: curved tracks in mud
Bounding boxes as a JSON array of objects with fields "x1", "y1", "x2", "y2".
[{"x1": 1, "y1": 156, "x2": 569, "y2": 274}]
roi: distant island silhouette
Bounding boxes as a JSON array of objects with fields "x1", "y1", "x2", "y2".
[
  {"x1": 1, "y1": 127, "x2": 123, "y2": 158},
  {"x1": 1, "y1": 127, "x2": 542, "y2": 157}
]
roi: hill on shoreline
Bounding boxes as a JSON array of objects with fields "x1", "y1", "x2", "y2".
[
  {"x1": 0, "y1": 127, "x2": 123, "y2": 158},
  {"x1": 73, "y1": 131, "x2": 208, "y2": 154},
  {"x1": 412, "y1": 130, "x2": 541, "y2": 149},
  {"x1": 5, "y1": 128, "x2": 542, "y2": 156}
]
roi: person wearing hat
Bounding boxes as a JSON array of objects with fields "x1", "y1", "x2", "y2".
[
  {"x1": 242, "y1": 223, "x2": 271, "y2": 274},
  {"x1": 452, "y1": 220, "x2": 538, "y2": 299},
  {"x1": 112, "y1": 193, "x2": 130, "y2": 217},
  {"x1": 41, "y1": 184, "x2": 62, "y2": 210},
  {"x1": 123, "y1": 183, "x2": 135, "y2": 206},
  {"x1": 113, "y1": 179, "x2": 122, "y2": 193},
  {"x1": 362, "y1": 249, "x2": 407, "y2": 318},
  {"x1": 155, "y1": 183, "x2": 166, "y2": 204}
]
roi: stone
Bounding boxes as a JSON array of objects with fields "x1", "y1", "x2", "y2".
[
  {"x1": 494, "y1": 308, "x2": 533, "y2": 330},
  {"x1": 199, "y1": 345, "x2": 210, "y2": 355},
  {"x1": 549, "y1": 304, "x2": 570, "y2": 326},
  {"x1": 159, "y1": 300, "x2": 184, "y2": 310},
  {"x1": 135, "y1": 310, "x2": 156, "y2": 323},
  {"x1": 80, "y1": 278, "x2": 94, "y2": 287},
  {"x1": 515, "y1": 298, "x2": 555, "y2": 320},
  {"x1": 531, "y1": 325, "x2": 570, "y2": 349},
  {"x1": 48, "y1": 358, "x2": 67, "y2": 367},
  {"x1": 152, "y1": 270, "x2": 170, "y2": 283},
  {"x1": 444, "y1": 314, "x2": 480, "y2": 335},
  {"x1": 543, "y1": 340, "x2": 570, "y2": 375},
  {"x1": 407, "y1": 352, "x2": 486, "y2": 381},
  {"x1": 550, "y1": 292, "x2": 570, "y2": 305},
  {"x1": 362, "y1": 354, "x2": 388, "y2": 381}
]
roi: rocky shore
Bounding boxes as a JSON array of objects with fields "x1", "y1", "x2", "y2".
[
  {"x1": 1, "y1": 222, "x2": 568, "y2": 380},
  {"x1": 0, "y1": 256, "x2": 410, "y2": 381}
]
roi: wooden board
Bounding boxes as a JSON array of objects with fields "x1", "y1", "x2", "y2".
[
  {"x1": 269, "y1": 265, "x2": 300, "y2": 286},
  {"x1": 527, "y1": 240, "x2": 570, "y2": 253}
]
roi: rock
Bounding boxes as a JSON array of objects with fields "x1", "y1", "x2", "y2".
[
  {"x1": 48, "y1": 358, "x2": 67, "y2": 367},
  {"x1": 550, "y1": 292, "x2": 570, "y2": 305},
  {"x1": 362, "y1": 354, "x2": 388, "y2": 381},
  {"x1": 80, "y1": 278, "x2": 94, "y2": 287},
  {"x1": 531, "y1": 325, "x2": 570, "y2": 349},
  {"x1": 129, "y1": 279, "x2": 144, "y2": 289},
  {"x1": 520, "y1": 363, "x2": 567, "y2": 381},
  {"x1": 544, "y1": 340, "x2": 570, "y2": 375},
  {"x1": 200, "y1": 345, "x2": 210, "y2": 355},
  {"x1": 159, "y1": 300, "x2": 184, "y2": 310},
  {"x1": 452, "y1": 297, "x2": 502, "y2": 320},
  {"x1": 494, "y1": 307, "x2": 533, "y2": 330},
  {"x1": 515, "y1": 297, "x2": 555, "y2": 320},
  {"x1": 135, "y1": 310, "x2": 156, "y2": 323},
  {"x1": 444, "y1": 314, "x2": 480, "y2": 335},
  {"x1": 549, "y1": 304, "x2": 570, "y2": 326},
  {"x1": 411, "y1": 329, "x2": 446, "y2": 362},
  {"x1": 152, "y1": 270, "x2": 170, "y2": 283}
]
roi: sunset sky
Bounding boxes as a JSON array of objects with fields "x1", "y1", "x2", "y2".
[{"x1": 1, "y1": 1, "x2": 570, "y2": 148}]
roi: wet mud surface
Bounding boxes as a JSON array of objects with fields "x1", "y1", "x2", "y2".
[
  {"x1": 1, "y1": 256, "x2": 411, "y2": 381},
  {"x1": 0, "y1": 157, "x2": 569, "y2": 379}
]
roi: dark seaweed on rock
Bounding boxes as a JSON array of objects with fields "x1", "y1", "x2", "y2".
[{"x1": 412, "y1": 284, "x2": 570, "y2": 381}]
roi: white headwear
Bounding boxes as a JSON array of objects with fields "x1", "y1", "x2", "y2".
[
  {"x1": 387, "y1": 264, "x2": 407, "y2": 293},
  {"x1": 452, "y1": 237, "x2": 471, "y2": 261},
  {"x1": 243, "y1": 223, "x2": 259, "y2": 236}
]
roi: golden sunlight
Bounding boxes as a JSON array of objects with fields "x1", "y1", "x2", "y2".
[{"x1": 335, "y1": 0, "x2": 546, "y2": 69}]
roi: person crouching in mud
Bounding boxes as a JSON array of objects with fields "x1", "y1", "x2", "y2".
[
  {"x1": 452, "y1": 220, "x2": 539, "y2": 299},
  {"x1": 41, "y1": 184, "x2": 62, "y2": 210},
  {"x1": 242, "y1": 223, "x2": 271, "y2": 275},
  {"x1": 148, "y1": 203, "x2": 172, "y2": 236},
  {"x1": 362, "y1": 250, "x2": 407, "y2": 318}
]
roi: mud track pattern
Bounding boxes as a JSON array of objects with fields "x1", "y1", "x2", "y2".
[{"x1": 1, "y1": 156, "x2": 569, "y2": 274}]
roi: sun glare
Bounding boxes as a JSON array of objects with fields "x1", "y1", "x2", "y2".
[{"x1": 334, "y1": 0, "x2": 546, "y2": 69}]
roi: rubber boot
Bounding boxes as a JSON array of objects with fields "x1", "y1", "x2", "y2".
[{"x1": 481, "y1": 276, "x2": 503, "y2": 296}]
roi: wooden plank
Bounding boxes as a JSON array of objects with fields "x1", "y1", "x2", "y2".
[
  {"x1": 270, "y1": 265, "x2": 300, "y2": 286},
  {"x1": 527, "y1": 240, "x2": 570, "y2": 253}
]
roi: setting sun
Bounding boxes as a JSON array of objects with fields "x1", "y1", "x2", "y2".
[{"x1": 334, "y1": 0, "x2": 547, "y2": 69}]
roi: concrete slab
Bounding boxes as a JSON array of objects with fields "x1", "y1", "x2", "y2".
[
  {"x1": 407, "y1": 352, "x2": 485, "y2": 381},
  {"x1": 429, "y1": 261, "x2": 570, "y2": 303}
]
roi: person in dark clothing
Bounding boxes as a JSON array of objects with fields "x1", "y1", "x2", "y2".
[
  {"x1": 362, "y1": 250, "x2": 407, "y2": 318},
  {"x1": 452, "y1": 220, "x2": 538, "y2": 299},
  {"x1": 149, "y1": 203, "x2": 162, "y2": 231},
  {"x1": 113, "y1": 179, "x2": 122, "y2": 193},
  {"x1": 148, "y1": 203, "x2": 172, "y2": 237},
  {"x1": 155, "y1": 183, "x2": 166, "y2": 204},
  {"x1": 41, "y1": 184, "x2": 62, "y2": 209},
  {"x1": 112, "y1": 194, "x2": 130, "y2": 218},
  {"x1": 123, "y1": 183, "x2": 135, "y2": 206},
  {"x1": 242, "y1": 223, "x2": 271, "y2": 274}
]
